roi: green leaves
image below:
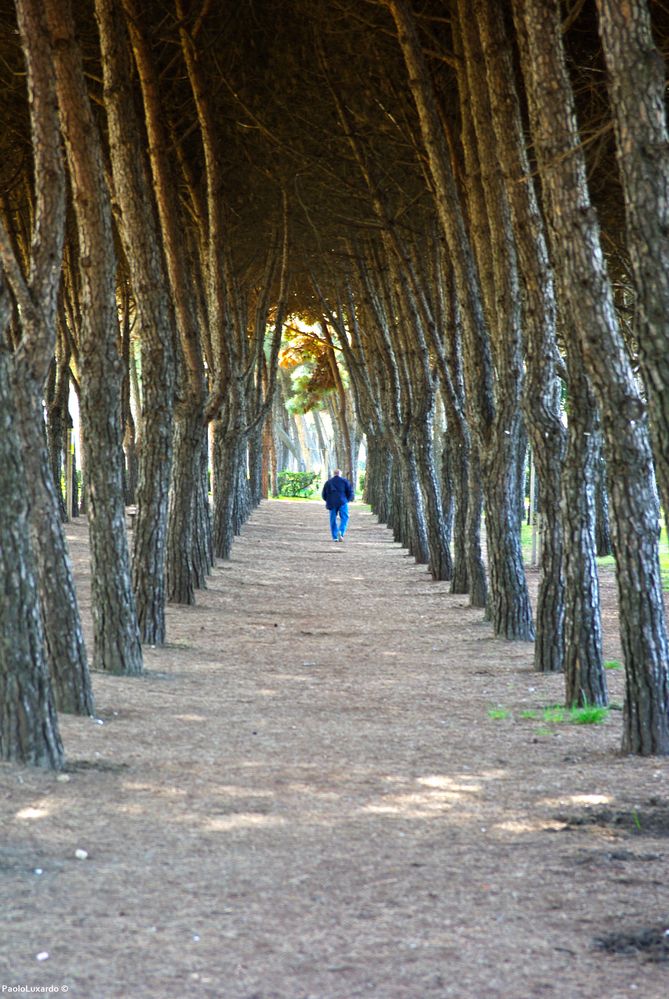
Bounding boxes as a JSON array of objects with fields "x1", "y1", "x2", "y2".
[{"x1": 277, "y1": 470, "x2": 320, "y2": 497}]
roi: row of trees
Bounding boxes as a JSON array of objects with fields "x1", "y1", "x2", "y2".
[
  {"x1": 1, "y1": 0, "x2": 669, "y2": 763},
  {"x1": 0, "y1": 0, "x2": 289, "y2": 767}
]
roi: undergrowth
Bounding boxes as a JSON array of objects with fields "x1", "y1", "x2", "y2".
[{"x1": 488, "y1": 704, "x2": 610, "y2": 726}]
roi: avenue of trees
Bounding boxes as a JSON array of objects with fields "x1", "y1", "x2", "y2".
[{"x1": 2, "y1": 0, "x2": 669, "y2": 764}]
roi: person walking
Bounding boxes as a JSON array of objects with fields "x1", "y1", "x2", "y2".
[{"x1": 322, "y1": 468, "x2": 354, "y2": 542}]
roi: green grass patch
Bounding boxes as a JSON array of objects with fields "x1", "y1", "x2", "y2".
[
  {"x1": 487, "y1": 707, "x2": 511, "y2": 720},
  {"x1": 604, "y1": 659, "x2": 622, "y2": 670},
  {"x1": 489, "y1": 703, "x2": 609, "y2": 726},
  {"x1": 569, "y1": 705, "x2": 609, "y2": 725},
  {"x1": 540, "y1": 703, "x2": 609, "y2": 725}
]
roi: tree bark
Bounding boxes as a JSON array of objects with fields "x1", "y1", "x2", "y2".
[
  {"x1": 14, "y1": 390, "x2": 94, "y2": 712},
  {"x1": 455, "y1": 1, "x2": 534, "y2": 640},
  {"x1": 167, "y1": 393, "x2": 204, "y2": 604},
  {"x1": 96, "y1": 0, "x2": 177, "y2": 644},
  {"x1": 412, "y1": 406, "x2": 453, "y2": 580},
  {"x1": 45, "y1": 0, "x2": 142, "y2": 675},
  {"x1": 475, "y1": 0, "x2": 567, "y2": 667},
  {"x1": 44, "y1": 350, "x2": 69, "y2": 521},
  {"x1": 213, "y1": 422, "x2": 244, "y2": 561},
  {"x1": 0, "y1": 344, "x2": 64, "y2": 769},
  {"x1": 596, "y1": 0, "x2": 669, "y2": 526},
  {"x1": 562, "y1": 344, "x2": 607, "y2": 707},
  {"x1": 0, "y1": 0, "x2": 93, "y2": 712},
  {"x1": 594, "y1": 450, "x2": 612, "y2": 557},
  {"x1": 193, "y1": 425, "x2": 213, "y2": 586},
  {"x1": 433, "y1": 261, "x2": 480, "y2": 598},
  {"x1": 388, "y1": 0, "x2": 531, "y2": 635},
  {"x1": 466, "y1": 444, "x2": 488, "y2": 610},
  {"x1": 124, "y1": 0, "x2": 209, "y2": 605}
]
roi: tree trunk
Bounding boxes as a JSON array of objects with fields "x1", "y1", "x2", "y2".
[
  {"x1": 312, "y1": 409, "x2": 330, "y2": 481},
  {"x1": 192, "y1": 424, "x2": 213, "y2": 587},
  {"x1": 0, "y1": 0, "x2": 93, "y2": 711},
  {"x1": 412, "y1": 413, "x2": 453, "y2": 581},
  {"x1": 44, "y1": 355, "x2": 69, "y2": 521},
  {"x1": 456, "y1": 1, "x2": 534, "y2": 641},
  {"x1": 124, "y1": 0, "x2": 209, "y2": 607},
  {"x1": 45, "y1": 0, "x2": 142, "y2": 675},
  {"x1": 432, "y1": 261, "x2": 474, "y2": 597},
  {"x1": 596, "y1": 0, "x2": 669, "y2": 527},
  {"x1": 0, "y1": 347, "x2": 64, "y2": 769},
  {"x1": 212, "y1": 420, "x2": 243, "y2": 561},
  {"x1": 167, "y1": 397, "x2": 203, "y2": 604},
  {"x1": 466, "y1": 445, "x2": 488, "y2": 609},
  {"x1": 232, "y1": 443, "x2": 252, "y2": 535},
  {"x1": 562, "y1": 346, "x2": 607, "y2": 707},
  {"x1": 97, "y1": 0, "x2": 177, "y2": 645},
  {"x1": 121, "y1": 305, "x2": 138, "y2": 505},
  {"x1": 389, "y1": 0, "x2": 529, "y2": 635},
  {"x1": 594, "y1": 450, "x2": 612, "y2": 557},
  {"x1": 14, "y1": 386, "x2": 94, "y2": 712},
  {"x1": 248, "y1": 424, "x2": 264, "y2": 507},
  {"x1": 446, "y1": 431, "x2": 470, "y2": 595},
  {"x1": 292, "y1": 413, "x2": 309, "y2": 471},
  {"x1": 483, "y1": 441, "x2": 535, "y2": 640}
]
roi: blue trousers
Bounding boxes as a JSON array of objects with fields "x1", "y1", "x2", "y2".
[{"x1": 329, "y1": 503, "x2": 349, "y2": 540}]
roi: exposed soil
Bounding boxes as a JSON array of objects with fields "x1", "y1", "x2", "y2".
[{"x1": 2, "y1": 499, "x2": 669, "y2": 998}]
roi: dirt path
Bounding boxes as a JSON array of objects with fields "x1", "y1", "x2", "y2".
[{"x1": 2, "y1": 499, "x2": 668, "y2": 998}]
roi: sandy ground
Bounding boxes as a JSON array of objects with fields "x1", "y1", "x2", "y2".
[{"x1": 1, "y1": 498, "x2": 668, "y2": 999}]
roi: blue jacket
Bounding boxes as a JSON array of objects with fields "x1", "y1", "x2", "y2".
[{"x1": 322, "y1": 474, "x2": 354, "y2": 510}]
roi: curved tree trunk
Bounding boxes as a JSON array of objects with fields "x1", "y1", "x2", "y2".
[
  {"x1": 456, "y1": 0, "x2": 534, "y2": 641},
  {"x1": 389, "y1": 0, "x2": 529, "y2": 635},
  {"x1": 46, "y1": 0, "x2": 142, "y2": 676},
  {"x1": 596, "y1": 0, "x2": 669, "y2": 527},
  {"x1": 478, "y1": 0, "x2": 567, "y2": 663},
  {"x1": 97, "y1": 0, "x2": 178, "y2": 644},
  {"x1": 0, "y1": 0, "x2": 93, "y2": 712},
  {"x1": 124, "y1": 0, "x2": 209, "y2": 607}
]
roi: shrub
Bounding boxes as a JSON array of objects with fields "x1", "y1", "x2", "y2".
[{"x1": 278, "y1": 470, "x2": 320, "y2": 497}]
